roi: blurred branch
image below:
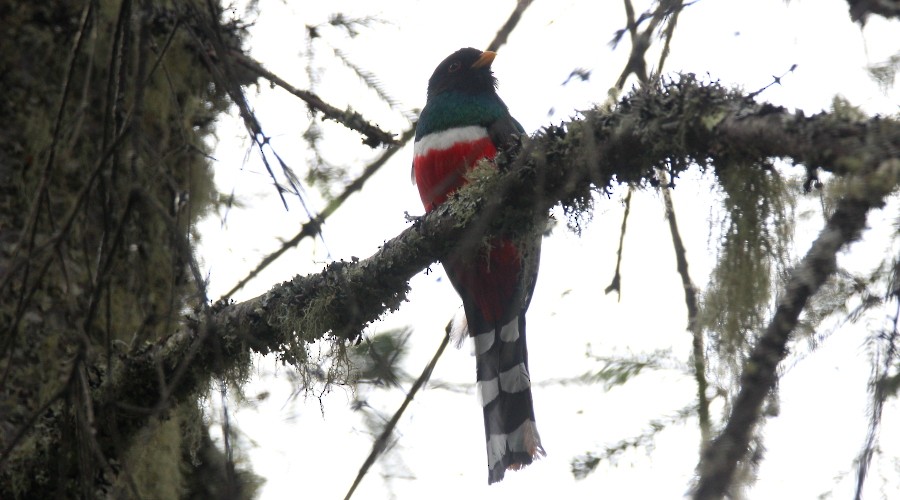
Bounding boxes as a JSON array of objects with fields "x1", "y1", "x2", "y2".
[
  {"x1": 748, "y1": 64, "x2": 799, "y2": 99},
  {"x1": 487, "y1": 0, "x2": 534, "y2": 52},
  {"x1": 344, "y1": 331, "x2": 450, "y2": 500},
  {"x1": 614, "y1": 0, "x2": 694, "y2": 88},
  {"x1": 231, "y1": 52, "x2": 398, "y2": 148},
  {"x1": 617, "y1": 0, "x2": 649, "y2": 86},
  {"x1": 572, "y1": 403, "x2": 696, "y2": 479},
  {"x1": 658, "y1": 169, "x2": 709, "y2": 446},
  {"x1": 190, "y1": 2, "x2": 303, "y2": 211},
  {"x1": 693, "y1": 167, "x2": 899, "y2": 499},
  {"x1": 847, "y1": 0, "x2": 900, "y2": 24},
  {"x1": 604, "y1": 188, "x2": 632, "y2": 298},
  {"x1": 654, "y1": 0, "x2": 684, "y2": 77},
  {"x1": 331, "y1": 47, "x2": 412, "y2": 118},
  {"x1": 854, "y1": 292, "x2": 900, "y2": 498},
  {"x1": 538, "y1": 349, "x2": 686, "y2": 390}
]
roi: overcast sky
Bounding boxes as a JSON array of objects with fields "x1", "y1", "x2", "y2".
[{"x1": 197, "y1": 1, "x2": 900, "y2": 498}]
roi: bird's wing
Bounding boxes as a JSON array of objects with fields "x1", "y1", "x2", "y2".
[{"x1": 487, "y1": 112, "x2": 525, "y2": 153}]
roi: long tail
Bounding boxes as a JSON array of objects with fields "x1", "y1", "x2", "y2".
[{"x1": 474, "y1": 313, "x2": 545, "y2": 484}]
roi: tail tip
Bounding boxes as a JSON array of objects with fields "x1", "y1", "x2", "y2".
[{"x1": 486, "y1": 421, "x2": 546, "y2": 484}]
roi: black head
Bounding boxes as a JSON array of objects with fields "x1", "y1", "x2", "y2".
[{"x1": 426, "y1": 47, "x2": 498, "y2": 100}]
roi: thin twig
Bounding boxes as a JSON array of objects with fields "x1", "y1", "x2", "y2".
[
  {"x1": 655, "y1": 0, "x2": 687, "y2": 77},
  {"x1": 344, "y1": 331, "x2": 450, "y2": 500},
  {"x1": 487, "y1": 0, "x2": 534, "y2": 52},
  {"x1": 615, "y1": 0, "x2": 651, "y2": 87},
  {"x1": 659, "y1": 170, "x2": 709, "y2": 445},
  {"x1": 747, "y1": 64, "x2": 799, "y2": 99},
  {"x1": 615, "y1": 0, "x2": 694, "y2": 88},
  {"x1": 188, "y1": 1, "x2": 295, "y2": 211},
  {"x1": 604, "y1": 188, "x2": 632, "y2": 299},
  {"x1": 231, "y1": 52, "x2": 398, "y2": 148}
]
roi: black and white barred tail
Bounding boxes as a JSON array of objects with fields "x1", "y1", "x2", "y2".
[{"x1": 473, "y1": 313, "x2": 545, "y2": 484}]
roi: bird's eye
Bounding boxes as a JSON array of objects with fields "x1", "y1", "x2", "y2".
[{"x1": 448, "y1": 61, "x2": 461, "y2": 73}]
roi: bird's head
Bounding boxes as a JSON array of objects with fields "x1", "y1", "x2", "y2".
[{"x1": 427, "y1": 47, "x2": 498, "y2": 100}]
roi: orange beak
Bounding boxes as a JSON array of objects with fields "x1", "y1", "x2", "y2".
[{"x1": 471, "y1": 51, "x2": 497, "y2": 69}]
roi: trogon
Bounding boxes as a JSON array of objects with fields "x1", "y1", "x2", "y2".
[{"x1": 412, "y1": 47, "x2": 544, "y2": 484}]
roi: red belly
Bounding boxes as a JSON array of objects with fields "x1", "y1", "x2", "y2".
[{"x1": 413, "y1": 137, "x2": 497, "y2": 212}]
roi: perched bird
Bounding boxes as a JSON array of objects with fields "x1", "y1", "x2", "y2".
[{"x1": 413, "y1": 47, "x2": 545, "y2": 484}]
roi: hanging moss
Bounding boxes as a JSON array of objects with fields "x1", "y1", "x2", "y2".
[{"x1": 698, "y1": 160, "x2": 795, "y2": 391}]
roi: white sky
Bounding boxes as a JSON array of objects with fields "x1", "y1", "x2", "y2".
[{"x1": 197, "y1": 1, "x2": 900, "y2": 498}]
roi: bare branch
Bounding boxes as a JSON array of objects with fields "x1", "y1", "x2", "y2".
[
  {"x1": 604, "y1": 188, "x2": 632, "y2": 298},
  {"x1": 614, "y1": 1, "x2": 696, "y2": 88},
  {"x1": 659, "y1": 170, "x2": 710, "y2": 445},
  {"x1": 486, "y1": 0, "x2": 535, "y2": 52}
]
